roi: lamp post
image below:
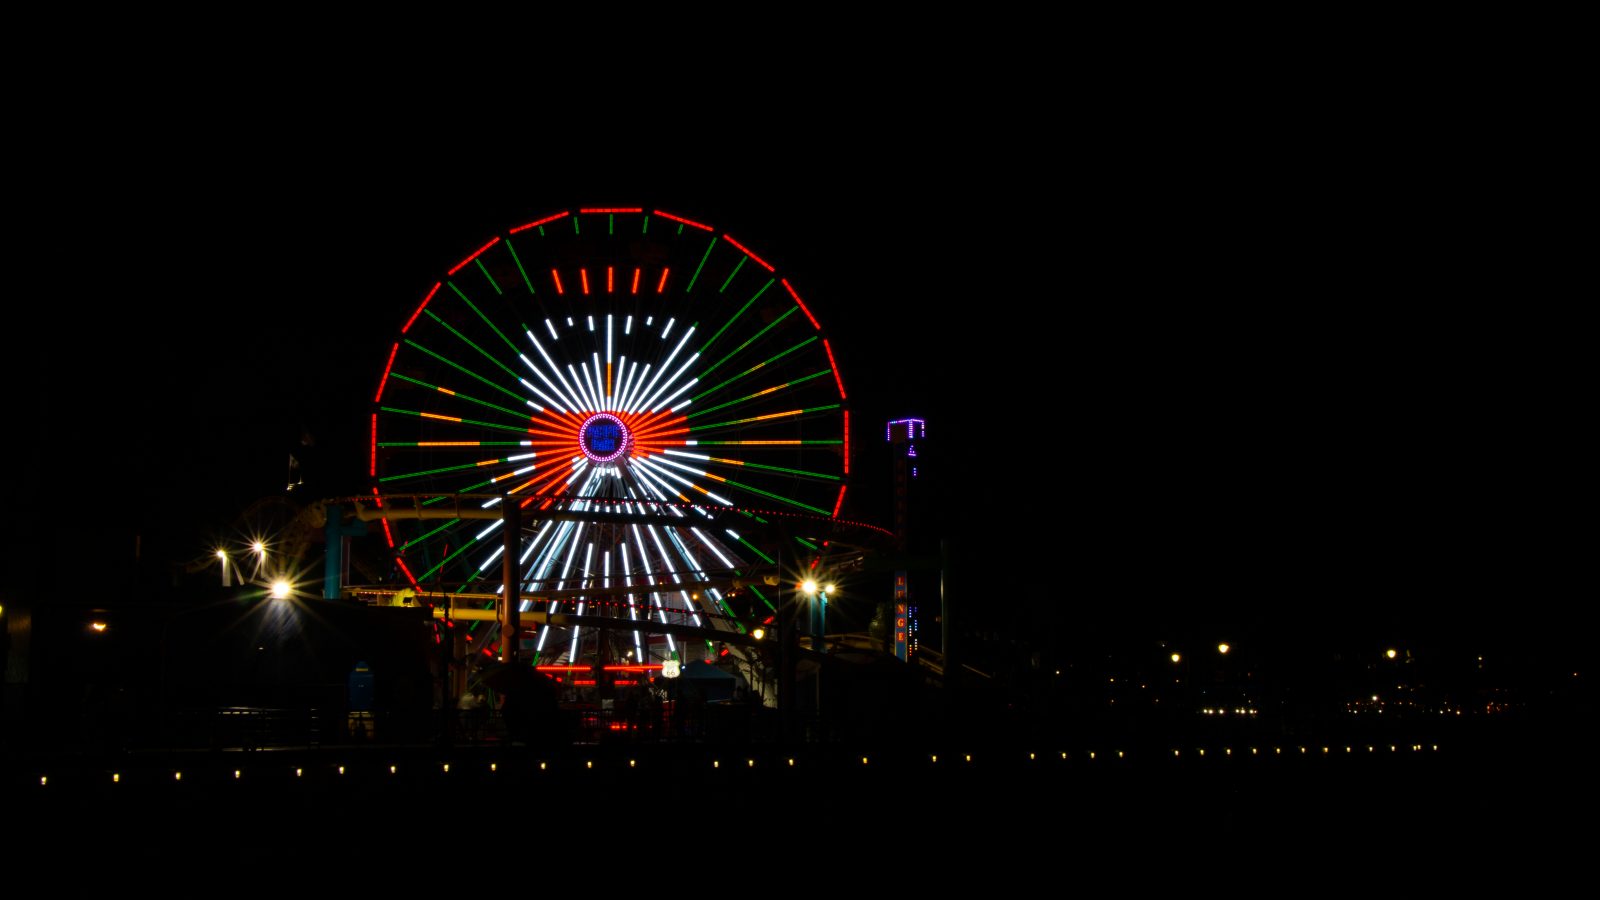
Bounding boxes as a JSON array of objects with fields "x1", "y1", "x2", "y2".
[{"x1": 800, "y1": 579, "x2": 832, "y2": 734}]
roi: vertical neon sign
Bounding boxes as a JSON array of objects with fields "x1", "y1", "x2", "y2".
[{"x1": 893, "y1": 572, "x2": 908, "y2": 661}]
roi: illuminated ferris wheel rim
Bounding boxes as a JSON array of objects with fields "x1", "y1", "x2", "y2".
[{"x1": 363, "y1": 206, "x2": 855, "y2": 665}]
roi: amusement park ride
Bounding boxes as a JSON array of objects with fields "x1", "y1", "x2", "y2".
[{"x1": 254, "y1": 206, "x2": 941, "y2": 728}]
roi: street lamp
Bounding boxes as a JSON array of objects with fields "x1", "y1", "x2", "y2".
[
  {"x1": 800, "y1": 579, "x2": 832, "y2": 732},
  {"x1": 800, "y1": 580, "x2": 831, "y2": 653}
]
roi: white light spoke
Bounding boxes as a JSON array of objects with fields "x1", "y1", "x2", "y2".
[
  {"x1": 620, "y1": 363, "x2": 652, "y2": 413},
  {"x1": 637, "y1": 338, "x2": 698, "y2": 412},
  {"x1": 630, "y1": 328, "x2": 694, "y2": 414},
  {"x1": 690, "y1": 527, "x2": 736, "y2": 568},
  {"x1": 643, "y1": 362, "x2": 697, "y2": 413},
  {"x1": 518, "y1": 374, "x2": 568, "y2": 414},
  {"x1": 574, "y1": 361, "x2": 599, "y2": 412},
  {"x1": 527, "y1": 331, "x2": 587, "y2": 414}
]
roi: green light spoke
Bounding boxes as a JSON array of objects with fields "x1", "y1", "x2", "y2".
[
  {"x1": 736, "y1": 537, "x2": 775, "y2": 565},
  {"x1": 737, "y1": 509, "x2": 771, "y2": 525},
  {"x1": 684, "y1": 237, "x2": 718, "y2": 293},
  {"x1": 424, "y1": 307, "x2": 522, "y2": 383},
  {"x1": 794, "y1": 536, "x2": 819, "y2": 551},
  {"x1": 417, "y1": 537, "x2": 481, "y2": 583},
  {"x1": 448, "y1": 283, "x2": 522, "y2": 357},
  {"x1": 401, "y1": 518, "x2": 462, "y2": 552},
  {"x1": 698, "y1": 280, "x2": 773, "y2": 355},
  {"x1": 379, "y1": 457, "x2": 519, "y2": 484},
  {"x1": 699, "y1": 305, "x2": 796, "y2": 380},
  {"x1": 642, "y1": 215, "x2": 650, "y2": 234},
  {"x1": 716, "y1": 477, "x2": 829, "y2": 516},
  {"x1": 572, "y1": 216, "x2": 580, "y2": 235},
  {"x1": 403, "y1": 339, "x2": 527, "y2": 404},
  {"x1": 389, "y1": 373, "x2": 530, "y2": 421},
  {"x1": 378, "y1": 406, "x2": 535, "y2": 435},
  {"x1": 701, "y1": 586, "x2": 739, "y2": 624},
  {"x1": 686, "y1": 369, "x2": 831, "y2": 419},
  {"x1": 690, "y1": 336, "x2": 819, "y2": 401},
  {"x1": 453, "y1": 475, "x2": 501, "y2": 492},
  {"x1": 718, "y1": 256, "x2": 747, "y2": 293},
  {"x1": 608, "y1": 214, "x2": 614, "y2": 235},
  {"x1": 715, "y1": 458, "x2": 840, "y2": 481},
  {"x1": 506, "y1": 238, "x2": 535, "y2": 294},
  {"x1": 690, "y1": 403, "x2": 841, "y2": 432},
  {"x1": 746, "y1": 584, "x2": 775, "y2": 612},
  {"x1": 473, "y1": 259, "x2": 503, "y2": 295}
]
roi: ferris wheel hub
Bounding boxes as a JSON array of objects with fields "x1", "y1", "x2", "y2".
[{"x1": 578, "y1": 412, "x2": 632, "y2": 463}]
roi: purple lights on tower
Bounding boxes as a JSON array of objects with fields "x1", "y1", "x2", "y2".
[
  {"x1": 886, "y1": 418, "x2": 926, "y2": 441},
  {"x1": 888, "y1": 417, "x2": 925, "y2": 479}
]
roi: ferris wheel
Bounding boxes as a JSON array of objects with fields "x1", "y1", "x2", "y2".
[{"x1": 368, "y1": 207, "x2": 850, "y2": 668}]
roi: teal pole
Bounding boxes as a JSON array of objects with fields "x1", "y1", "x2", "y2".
[{"x1": 323, "y1": 503, "x2": 368, "y2": 600}]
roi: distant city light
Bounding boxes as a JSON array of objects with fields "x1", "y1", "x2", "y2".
[
  {"x1": 1386, "y1": 648, "x2": 1398, "y2": 659},
  {"x1": 1217, "y1": 643, "x2": 1230, "y2": 655},
  {"x1": 1171, "y1": 653, "x2": 1182, "y2": 663},
  {"x1": 271, "y1": 580, "x2": 291, "y2": 600}
]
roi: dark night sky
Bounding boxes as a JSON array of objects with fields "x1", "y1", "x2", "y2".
[{"x1": 8, "y1": 64, "x2": 1578, "y2": 660}]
